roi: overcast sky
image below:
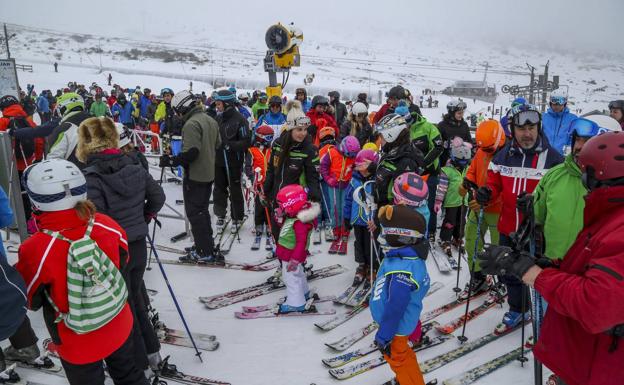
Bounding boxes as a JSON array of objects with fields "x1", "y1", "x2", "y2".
[{"x1": 4, "y1": 0, "x2": 623, "y2": 56}]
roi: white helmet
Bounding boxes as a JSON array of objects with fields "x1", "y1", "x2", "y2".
[
  {"x1": 583, "y1": 114, "x2": 622, "y2": 133},
  {"x1": 171, "y1": 90, "x2": 196, "y2": 114},
  {"x1": 376, "y1": 113, "x2": 408, "y2": 143},
  {"x1": 23, "y1": 159, "x2": 87, "y2": 212},
  {"x1": 116, "y1": 123, "x2": 132, "y2": 148},
  {"x1": 351, "y1": 102, "x2": 368, "y2": 115}
]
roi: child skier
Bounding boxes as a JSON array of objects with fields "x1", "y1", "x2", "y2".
[
  {"x1": 318, "y1": 125, "x2": 338, "y2": 241},
  {"x1": 319, "y1": 135, "x2": 361, "y2": 254},
  {"x1": 370, "y1": 204, "x2": 430, "y2": 385},
  {"x1": 343, "y1": 148, "x2": 379, "y2": 283},
  {"x1": 274, "y1": 185, "x2": 321, "y2": 313},
  {"x1": 434, "y1": 139, "x2": 472, "y2": 258},
  {"x1": 244, "y1": 124, "x2": 274, "y2": 251}
]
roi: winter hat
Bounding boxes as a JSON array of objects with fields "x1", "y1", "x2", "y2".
[
  {"x1": 285, "y1": 100, "x2": 310, "y2": 130},
  {"x1": 76, "y1": 117, "x2": 119, "y2": 162},
  {"x1": 354, "y1": 149, "x2": 379, "y2": 168},
  {"x1": 378, "y1": 205, "x2": 426, "y2": 247},
  {"x1": 116, "y1": 123, "x2": 132, "y2": 148}
]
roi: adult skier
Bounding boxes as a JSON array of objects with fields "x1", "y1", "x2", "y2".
[
  {"x1": 541, "y1": 94, "x2": 577, "y2": 155},
  {"x1": 339, "y1": 101, "x2": 373, "y2": 146},
  {"x1": 47, "y1": 92, "x2": 92, "y2": 169}
]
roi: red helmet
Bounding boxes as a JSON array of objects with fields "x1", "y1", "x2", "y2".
[
  {"x1": 578, "y1": 131, "x2": 624, "y2": 189},
  {"x1": 255, "y1": 125, "x2": 274, "y2": 144},
  {"x1": 276, "y1": 184, "x2": 308, "y2": 217}
]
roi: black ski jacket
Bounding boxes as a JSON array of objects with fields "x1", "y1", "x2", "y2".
[{"x1": 216, "y1": 106, "x2": 250, "y2": 168}]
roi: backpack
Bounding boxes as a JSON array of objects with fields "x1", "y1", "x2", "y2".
[
  {"x1": 9, "y1": 117, "x2": 35, "y2": 160},
  {"x1": 43, "y1": 218, "x2": 128, "y2": 334}
]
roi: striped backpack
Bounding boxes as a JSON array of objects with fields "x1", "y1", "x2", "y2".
[{"x1": 44, "y1": 218, "x2": 128, "y2": 334}]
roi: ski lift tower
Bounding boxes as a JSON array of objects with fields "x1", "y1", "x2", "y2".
[{"x1": 263, "y1": 23, "x2": 303, "y2": 99}]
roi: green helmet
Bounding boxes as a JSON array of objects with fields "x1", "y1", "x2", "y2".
[{"x1": 57, "y1": 92, "x2": 84, "y2": 116}]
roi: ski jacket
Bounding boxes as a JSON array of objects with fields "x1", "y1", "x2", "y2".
[
  {"x1": 372, "y1": 103, "x2": 392, "y2": 125},
  {"x1": 263, "y1": 134, "x2": 321, "y2": 202},
  {"x1": 106, "y1": 95, "x2": 116, "y2": 108},
  {"x1": 299, "y1": 98, "x2": 311, "y2": 113},
  {"x1": 83, "y1": 151, "x2": 165, "y2": 242},
  {"x1": 319, "y1": 143, "x2": 335, "y2": 161},
  {"x1": 437, "y1": 116, "x2": 472, "y2": 166},
  {"x1": 343, "y1": 171, "x2": 374, "y2": 227},
  {"x1": 319, "y1": 146, "x2": 355, "y2": 189},
  {"x1": 111, "y1": 102, "x2": 135, "y2": 125},
  {"x1": 533, "y1": 185, "x2": 624, "y2": 385},
  {"x1": 254, "y1": 111, "x2": 286, "y2": 140},
  {"x1": 0, "y1": 104, "x2": 43, "y2": 171},
  {"x1": 306, "y1": 109, "x2": 338, "y2": 137},
  {"x1": 179, "y1": 107, "x2": 221, "y2": 183},
  {"x1": 541, "y1": 107, "x2": 577, "y2": 155},
  {"x1": 465, "y1": 148, "x2": 503, "y2": 213},
  {"x1": 251, "y1": 101, "x2": 268, "y2": 120},
  {"x1": 370, "y1": 245, "x2": 430, "y2": 340},
  {"x1": 215, "y1": 106, "x2": 251, "y2": 168},
  {"x1": 486, "y1": 137, "x2": 563, "y2": 236},
  {"x1": 16, "y1": 210, "x2": 133, "y2": 365},
  {"x1": 275, "y1": 202, "x2": 320, "y2": 263},
  {"x1": 244, "y1": 145, "x2": 271, "y2": 184},
  {"x1": 409, "y1": 113, "x2": 444, "y2": 175},
  {"x1": 47, "y1": 111, "x2": 92, "y2": 169},
  {"x1": 440, "y1": 165, "x2": 467, "y2": 208},
  {"x1": 374, "y1": 142, "x2": 425, "y2": 206},
  {"x1": 532, "y1": 154, "x2": 587, "y2": 261},
  {"x1": 155, "y1": 101, "x2": 183, "y2": 137},
  {"x1": 330, "y1": 100, "x2": 348, "y2": 127},
  {"x1": 139, "y1": 94, "x2": 151, "y2": 119},
  {"x1": 339, "y1": 119, "x2": 374, "y2": 146},
  {"x1": 36, "y1": 95, "x2": 50, "y2": 113},
  {"x1": 89, "y1": 100, "x2": 109, "y2": 117}
]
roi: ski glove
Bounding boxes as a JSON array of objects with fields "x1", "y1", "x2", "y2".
[
  {"x1": 475, "y1": 186, "x2": 492, "y2": 206},
  {"x1": 159, "y1": 154, "x2": 173, "y2": 168},
  {"x1": 516, "y1": 192, "x2": 533, "y2": 217},
  {"x1": 374, "y1": 338, "x2": 392, "y2": 358},
  {"x1": 478, "y1": 244, "x2": 535, "y2": 279},
  {"x1": 286, "y1": 259, "x2": 300, "y2": 272}
]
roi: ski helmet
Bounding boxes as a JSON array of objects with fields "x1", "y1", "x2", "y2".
[
  {"x1": 583, "y1": 114, "x2": 622, "y2": 133},
  {"x1": 311, "y1": 95, "x2": 329, "y2": 108},
  {"x1": 255, "y1": 125, "x2": 274, "y2": 144},
  {"x1": 450, "y1": 140, "x2": 472, "y2": 166},
  {"x1": 116, "y1": 123, "x2": 132, "y2": 148},
  {"x1": 568, "y1": 118, "x2": 601, "y2": 149},
  {"x1": 550, "y1": 93, "x2": 567, "y2": 106},
  {"x1": 0, "y1": 95, "x2": 19, "y2": 110},
  {"x1": 393, "y1": 172, "x2": 428, "y2": 207},
  {"x1": 269, "y1": 95, "x2": 282, "y2": 106},
  {"x1": 362, "y1": 142, "x2": 378, "y2": 152},
  {"x1": 171, "y1": 90, "x2": 196, "y2": 115},
  {"x1": 238, "y1": 92, "x2": 250, "y2": 101},
  {"x1": 354, "y1": 149, "x2": 379, "y2": 168},
  {"x1": 608, "y1": 100, "x2": 624, "y2": 112},
  {"x1": 351, "y1": 102, "x2": 368, "y2": 116},
  {"x1": 376, "y1": 113, "x2": 409, "y2": 143},
  {"x1": 276, "y1": 184, "x2": 308, "y2": 217},
  {"x1": 378, "y1": 205, "x2": 426, "y2": 247},
  {"x1": 511, "y1": 97, "x2": 527, "y2": 109},
  {"x1": 447, "y1": 99, "x2": 467, "y2": 114},
  {"x1": 510, "y1": 103, "x2": 541, "y2": 128},
  {"x1": 339, "y1": 136, "x2": 361, "y2": 158},
  {"x1": 318, "y1": 126, "x2": 336, "y2": 141},
  {"x1": 577, "y1": 132, "x2": 624, "y2": 190},
  {"x1": 475, "y1": 120, "x2": 506, "y2": 150},
  {"x1": 23, "y1": 159, "x2": 87, "y2": 212},
  {"x1": 56, "y1": 92, "x2": 85, "y2": 116},
  {"x1": 259, "y1": 92, "x2": 268, "y2": 101},
  {"x1": 161, "y1": 88, "x2": 174, "y2": 97}
]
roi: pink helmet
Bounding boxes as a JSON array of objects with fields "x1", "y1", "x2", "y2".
[
  {"x1": 393, "y1": 172, "x2": 428, "y2": 207},
  {"x1": 354, "y1": 149, "x2": 379, "y2": 168},
  {"x1": 339, "y1": 135, "x2": 361, "y2": 158},
  {"x1": 276, "y1": 184, "x2": 308, "y2": 217}
]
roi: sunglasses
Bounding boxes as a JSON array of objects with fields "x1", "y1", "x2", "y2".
[{"x1": 513, "y1": 110, "x2": 540, "y2": 126}]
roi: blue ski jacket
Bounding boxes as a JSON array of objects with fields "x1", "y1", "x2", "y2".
[
  {"x1": 343, "y1": 171, "x2": 374, "y2": 227},
  {"x1": 542, "y1": 107, "x2": 577, "y2": 155}
]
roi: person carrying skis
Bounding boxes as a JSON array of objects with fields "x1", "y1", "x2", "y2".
[
  {"x1": 457, "y1": 119, "x2": 506, "y2": 300},
  {"x1": 244, "y1": 125, "x2": 274, "y2": 251},
  {"x1": 274, "y1": 184, "x2": 320, "y2": 313},
  {"x1": 370, "y1": 205, "x2": 430, "y2": 385},
  {"x1": 343, "y1": 148, "x2": 379, "y2": 283},
  {"x1": 319, "y1": 135, "x2": 361, "y2": 254},
  {"x1": 478, "y1": 131, "x2": 624, "y2": 385},
  {"x1": 437, "y1": 99, "x2": 472, "y2": 167},
  {"x1": 318, "y1": 125, "x2": 338, "y2": 241},
  {"x1": 475, "y1": 104, "x2": 563, "y2": 333},
  {"x1": 16, "y1": 159, "x2": 149, "y2": 385},
  {"x1": 541, "y1": 94, "x2": 577, "y2": 155},
  {"x1": 254, "y1": 96, "x2": 286, "y2": 142},
  {"x1": 76, "y1": 117, "x2": 167, "y2": 377}
]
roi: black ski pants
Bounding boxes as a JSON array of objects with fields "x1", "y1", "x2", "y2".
[
  {"x1": 499, "y1": 234, "x2": 531, "y2": 313},
  {"x1": 439, "y1": 206, "x2": 466, "y2": 242},
  {"x1": 9, "y1": 316, "x2": 38, "y2": 349},
  {"x1": 213, "y1": 164, "x2": 245, "y2": 221},
  {"x1": 60, "y1": 333, "x2": 149, "y2": 385},
  {"x1": 353, "y1": 225, "x2": 379, "y2": 270},
  {"x1": 183, "y1": 179, "x2": 215, "y2": 256},
  {"x1": 253, "y1": 196, "x2": 268, "y2": 230}
]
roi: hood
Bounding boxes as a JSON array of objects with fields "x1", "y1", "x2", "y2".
[
  {"x1": 1, "y1": 104, "x2": 27, "y2": 118},
  {"x1": 296, "y1": 202, "x2": 321, "y2": 223},
  {"x1": 84, "y1": 153, "x2": 142, "y2": 198}
]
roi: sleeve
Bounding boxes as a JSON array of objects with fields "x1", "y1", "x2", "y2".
[
  {"x1": 305, "y1": 146, "x2": 321, "y2": 202},
  {"x1": 85, "y1": 178, "x2": 107, "y2": 213},
  {"x1": 14, "y1": 119, "x2": 59, "y2": 140},
  {"x1": 263, "y1": 146, "x2": 277, "y2": 199},
  {"x1": 375, "y1": 273, "x2": 417, "y2": 343},
  {"x1": 111, "y1": 104, "x2": 120, "y2": 116},
  {"x1": 319, "y1": 150, "x2": 332, "y2": 182},
  {"x1": 343, "y1": 181, "x2": 355, "y2": 225},
  {"x1": 15, "y1": 240, "x2": 51, "y2": 310},
  {"x1": 0, "y1": 187, "x2": 13, "y2": 228},
  {"x1": 465, "y1": 157, "x2": 477, "y2": 184},
  {"x1": 154, "y1": 103, "x2": 166, "y2": 122},
  {"x1": 47, "y1": 130, "x2": 69, "y2": 160},
  {"x1": 486, "y1": 160, "x2": 503, "y2": 204},
  {"x1": 422, "y1": 125, "x2": 444, "y2": 169},
  {"x1": 436, "y1": 171, "x2": 449, "y2": 207},
  {"x1": 532, "y1": 176, "x2": 548, "y2": 226},
  {"x1": 244, "y1": 150, "x2": 254, "y2": 181},
  {"x1": 291, "y1": 221, "x2": 313, "y2": 263},
  {"x1": 143, "y1": 172, "x2": 166, "y2": 215}
]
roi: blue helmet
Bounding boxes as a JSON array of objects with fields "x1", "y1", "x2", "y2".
[{"x1": 511, "y1": 97, "x2": 527, "y2": 108}]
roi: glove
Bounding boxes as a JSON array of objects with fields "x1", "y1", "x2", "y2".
[
  {"x1": 478, "y1": 245, "x2": 536, "y2": 279},
  {"x1": 459, "y1": 184, "x2": 468, "y2": 197},
  {"x1": 468, "y1": 199, "x2": 481, "y2": 212},
  {"x1": 258, "y1": 193, "x2": 269, "y2": 208},
  {"x1": 433, "y1": 201, "x2": 442, "y2": 214},
  {"x1": 475, "y1": 186, "x2": 492, "y2": 206},
  {"x1": 516, "y1": 192, "x2": 533, "y2": 216},
  {"x1": 325, "y1": 176, "x2": 338, "y2": 188},
  {"x1": 244, "y1": 178, "x2": 253, "y2": 190},
  {"x1": 286, "y1": 259, "x2": 300, "y2": 272},
  {"x1": 374, "y1": 335, "x2": 392, "y2": 358},
  {"x1": 159, "y1": 154, "x2": 173, "y2": 168},
  {"x1": 144, "y1": 213, "x2": 157, "y2": 224}
]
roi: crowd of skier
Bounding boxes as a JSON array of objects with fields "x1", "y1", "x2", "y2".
[{"x1": 0, "y1": 80, "x2": 623, "y2": 385}]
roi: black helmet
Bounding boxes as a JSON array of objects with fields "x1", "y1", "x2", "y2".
[
  {"x1": 328, "y1": 91, "x2": 340, "y2": 101},
  {"x1": 0, "y1": 95, "x2": 19, "y2": 110},
  {"x1": 311, "y1": 95, "x2": 329, "y2": 108},
  {"x1": 269, "y1": 96, "x2": 282, "y2": 105},
  {"x1": 387, "y1": 85, "x2": 406, "y2": 100}
]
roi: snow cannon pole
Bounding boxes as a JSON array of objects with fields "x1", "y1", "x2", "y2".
[
  {"x1": 146, "y1": 234, "x2": 203, "y2": 362},
  {"x1": 457, "y1": 206, "x2": 484, "y2": 343},
  {"x1": 147, "y1": 166, "x2": 166, "y2": 271}
]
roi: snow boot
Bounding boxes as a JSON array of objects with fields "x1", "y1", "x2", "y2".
[
  {"x1": 3, "y1": 344, "x2": 40, "y2": 364},
  {"x1": 458, "y1": 273, "x2": 491, "y2": 301},
  {"x1": 494, "y1": 310, "x2": 531, "y2": 335}
]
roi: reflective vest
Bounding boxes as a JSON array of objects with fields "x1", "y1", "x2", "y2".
[
  {"x1": 325, "y1": 147, "x2": 355, "y2": 182},
  {"x1": 248, "y1": 146, "x2": 271, "y2": 181}
]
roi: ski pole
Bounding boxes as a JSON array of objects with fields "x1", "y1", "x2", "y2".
[
  {"x1": 146, "y1": 234, "x2": 203, "y2": 362},
  {"x1": 457, "y1": 206, "x2": 484, "y2": 343},
  {"x1": 453, "y1": 205, "x2": 467, "y2": 293},
  {"x1": 518, "y1": 285, "x2": 529, "y2": 366},
  {"x1": 147, "y1": 165, "x2": 166, "y2": 271}
]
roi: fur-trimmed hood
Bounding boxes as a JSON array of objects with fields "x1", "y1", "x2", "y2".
[
  {"x1": 76, "y1": 117, "x2": 119, "y2": 162},
  {"x1": 296, "y1": 201, "x2": 321, "y2": 224}
]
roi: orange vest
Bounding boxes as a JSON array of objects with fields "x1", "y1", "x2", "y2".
[
  {"x1": 248, "y1": 146, "x2": 271, "y2": 181},
  {"x1": 466, "y1": 148, "x2": 502, "y2": 213},
  {"x1": 326, "y1": 147, "x2": 355, "y2": 182},
  {"x1": 319, "y1": 144, "x2": 334, "y2": 161}
]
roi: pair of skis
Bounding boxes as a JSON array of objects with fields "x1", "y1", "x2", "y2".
[
  {"x1": 234, "y1": 294, "x2": 337, "y2": 319},
  {"x1": 334, "y1": 279, "x2": 372, "y2": 307},
  {"x1": 328, "y1": 234, "x2": 349, "y2": 255},
  {"x1": 153, "y1": 244, "x2": 278, "y2": 271}
]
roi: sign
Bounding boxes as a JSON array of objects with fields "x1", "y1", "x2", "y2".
[{"x1": 0, "y1": 59, "x2": 19, "y2": 99}]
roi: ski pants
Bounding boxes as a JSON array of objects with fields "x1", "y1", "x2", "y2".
[
  {"x1": 282, "y1": 262, "x2": 309, "y2": 307},
  {"x1": 383, "y1": 335, "x2": 426, "y2": 385},
  {"x1": 9, "y1": 316, "x2": 38, "y2": 349},
  {"x1": 499, "y1": 234, "x2": 531, "y2": 313},
  {"x1": 126, "y1": 238, "x2": 161, "y2": 370},
  {"x1": 253, "y1": 195, "x2": 268, "y2": 230},
  {"x1": 183, "y1": 179, "x2": 215, "y2": 256},
  {"x1": 326, "y1": 186, "x2": 346, "y2": 230},
  {"x1": 149, "y1": 123, "x2": 160, "y2": 152},
  {"x1": 60, "y1": 333, "x2": 149, "y2": 385},
  {"x1": 464, "y1": 210, "x2": 500, "y2": 273},
  {"x1": 319, "y1": 182, "x2": 331, "y2": 226},
  {"x1": 213, "y1": 164, "x2": 245, "y2": 221},
  {"x1": 439, "y1": 205, "x2": 466, "y2": 243},
  {"x1": 353, "y1": 225, "x2": 379, "y2": 270},
  {"x1": 425, "y1": 175, "x2": 439, "y2": 236}
]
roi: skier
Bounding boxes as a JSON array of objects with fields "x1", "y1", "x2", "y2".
[
  {"x1": 370, "y1": 205, "x2": 430, "y2": 385},
  {"x1": 478, "y1": 131, "x2": 624, "y2": 385},
  {"x1": 608, "y1": 100, "x2": 624, "y2": 130},
  {"x1": 500, "y1": 97, "x2": 526, "y2": 138},
  {"x1": 328, "y1": 91, "x2": 347, "y2": 127},
  {"x1": 306, "y1": 95, "x2": 338, "y2": 140},
  {"x1": 319, "y1": 135, "x2": 361, "y2": 254},
  {"x1": 254, "y1": 96, "x2": 286, "y2": 141},
  {"x1": 343, "y1": 148, "x2": 379, "y2": 283},
  {"x1": 541, "y1": 94, "x2": 577, "y2": 155},
  {"x1": 138, "y1": 88, "x2": 152, "y2": 121},
  {"x1": 159, "y1": 90, "x2": 222, "y2": 263},
  {"x1": 458, "y1": 119, "x2": 506, "y2": 299},
  {"x1": 213, "y1": 88, "x2": 251, "y2": 234},
  {"x1": 274, "y1": 184, "x2": 321, "y2": 313},
  {"x1": 373, "y1": 85, "x2": 421, "y2": 125},
  {"x1": 433, "y1": 139, "x2": 472, "y2": 257},
  {"x1": 76, "y1": 117, "x2": 166, "y2": 376},
  {"x1": 89, "y1": 93, "x2": 110, "y2": 118},
  {"x1": 244, "y1": 125, "x2": 274, "y2": 251},
  {"x1": 318, "y1": 125, "x2": 339, "y2": 241},
  {"x1": 111, "y1": 93, "x2": 136, "y2": 128},
  {"x1": 295, "y1": 87, "x2": 311, "y2": 113},
  {"x1": 437, "y1": 100, "x2": 472, "y2": 166},
  {"x1": 36, "y1": 91, "x2": 50, "y2": 122},
  {"x1": 475, "y1": 104, "x2": 563, "y2": 333},
  {"x1": 251, "y1": 92, "x2": 268, "y2": 120},
  {"x1": 339, "y1": 101, "x2": 373, "y2": 146},
  {"x1": 16, "y1": 159, "x2": 149, "y2": 385}
]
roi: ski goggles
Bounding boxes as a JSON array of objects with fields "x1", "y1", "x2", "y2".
[
  {"x1": 256, "y1": 133, "x2": 274, "y2": 143},
  {"x1": 569, "y1": 118, "x2": 600, "y2": 139},
  {"x1": 513, "y1": 110, "x2": 541, "y2": 126},
  {"x1": 550, "y1": 95, "x2": 567, "y2": 105}
]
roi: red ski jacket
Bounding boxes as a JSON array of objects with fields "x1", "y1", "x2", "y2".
[
  {"x1": 16, "y1": 210, "x2": 133, "y2": 365},
  {"x1": 533, "y1": 185, "x2": 624, "y2": 385}
]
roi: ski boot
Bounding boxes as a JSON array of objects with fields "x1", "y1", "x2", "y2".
[
  {"x1": 313, "y1": 226, "x2": 322, "y2": 245},
  {"x1": 265, "y1": 235, "x2": 273, "y2": 251},
  {"x1": 215, "y1": 217, "x2": 226, "y2": 234},
  {"x1": 324, "y1": 224, "x2": 334, "y2": 242},
  {"x1": 0, "y1": 362, "x2": 19, "y2": 384},
  {"x1": 230, "y1": 220, "x2": 243, "y2": 234},
  {"x1": 494, "y1": 310, "x2": 531, "y2": 335},
  {"x1": 452, "y1": 237, "x2": 464, "y2": 253},
  {"x1": 353, "y1": 263, "x2": 368, "y2": 285},
  {"x1": 441, "y1": 241, "x2": 452, "y2": 257},
  {"x1": 178, "y1": 250, "x2": 198, "y2": 263},
  {"x1": 428, "y1": 233, "x2": 436, "y2": 244},
  {"x1": 457, "y1": 273, "x2": 492, "y2": 301},
  {"x1": 183, "y1": 245, "x2": 196, "y2": 254},
  {"x1": 251, "y1": 226, "x2": 263, "y2": 251},
  {"x1": 197, "y1": 252, "x2": 225, "y2": 265},
  {"x1": 267, "y1": 266, "x2": 283, "y2": 286},
  {"x1": 3, "y1": 344, "x2": 40, "y2": 365},
  {"x1": 278, "y1": 303, "x2": 306, "y2": 313}
]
